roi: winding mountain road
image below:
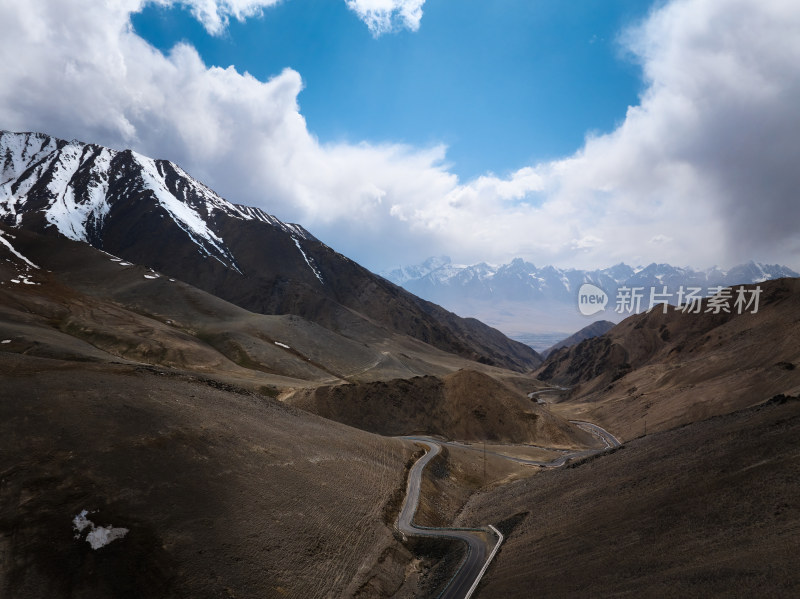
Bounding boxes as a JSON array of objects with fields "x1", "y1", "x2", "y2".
[
  {"x1": 396, "y1": 439, "x2": 501, "y2": 599},
  {"x1": 397, "y1": 421, "x2": 620, "y2": 597}
]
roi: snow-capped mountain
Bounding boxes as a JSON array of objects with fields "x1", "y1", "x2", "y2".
[
  {"x1": 0, "y1": 130, "x2": 541, "y2": 371},
  {"x1": 0, "y1": 130, "x2": 314, "y2": 275}
]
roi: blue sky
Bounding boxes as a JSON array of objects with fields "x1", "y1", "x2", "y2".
[
  {"x1": 133, "y1": 0, "x2": 651, "y2": 180},
  {"x1": 2, "y1": 0, "x2": 799, "y2": 272}
]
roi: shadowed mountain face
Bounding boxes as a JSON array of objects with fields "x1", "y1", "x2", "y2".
[
  {"x1": 536, "y1": 278, "x2": 800, "y2": 438},
  {"x1": 0, "y1": 353, "x2": 422, "y2": 599},
  {"x1": 0, "y1": 130, "x2": 540, "y2": 371}
]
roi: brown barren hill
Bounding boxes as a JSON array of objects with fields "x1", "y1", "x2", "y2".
[
  {"x1": 541, "y1": 319, "x2": 615, "y2": 358},
  {"x1": 536, "y1": 278, "x2": 800, "y2": 438},
  {"x1": 287, "y1": 369, "x2": 596, "y2": 447}
]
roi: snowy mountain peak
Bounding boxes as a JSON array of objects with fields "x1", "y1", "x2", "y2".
[{"x1": 0, "y1": 130, "x2": 313, "y2": 274}]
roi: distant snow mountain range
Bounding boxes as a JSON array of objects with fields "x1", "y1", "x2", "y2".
[
  {"x1": 383, "y1": 256, "x2": 798, "y2": 303},
  {"x1": 382, "y1": 256, "x2": 799, "y2": 350}
]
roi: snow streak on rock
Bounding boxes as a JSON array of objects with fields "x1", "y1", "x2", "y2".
[
  {"x1": 292, "y1": 236, "x2": 324, "y2": 284},
  {"x1": 0, "y1": 229, "x2": 39, "y2": 269},
  {"x1": 131, "y1": 151, "x2": 239, "y2": 269}
]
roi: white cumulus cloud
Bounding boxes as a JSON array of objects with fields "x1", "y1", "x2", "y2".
[{"x1": 0, "y1": 0, "x2": 448, "y2": 265}]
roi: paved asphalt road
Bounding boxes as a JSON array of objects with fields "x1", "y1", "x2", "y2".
[{"x1": 397, "y1": 421, "x2": 620, "y2": 597}]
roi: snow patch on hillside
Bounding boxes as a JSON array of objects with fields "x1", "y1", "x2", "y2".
[{"x1": 72, "y1": 510, "x2": 129, "y2": 550}]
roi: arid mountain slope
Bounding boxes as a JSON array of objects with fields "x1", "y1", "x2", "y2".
[
  {"x1": 537, "y1": 278, "x2": 800, "y2": 438},
  {"x1": 4, "y1": 223, "x2": 527, "y2": 599},
  {"x1": 287, "y1": 369, "x2": 597, "y2": 447}
]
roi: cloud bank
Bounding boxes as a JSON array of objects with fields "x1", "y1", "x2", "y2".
[{"x1": 0, "y1": 0, "x2": 798, "y2": 271}]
